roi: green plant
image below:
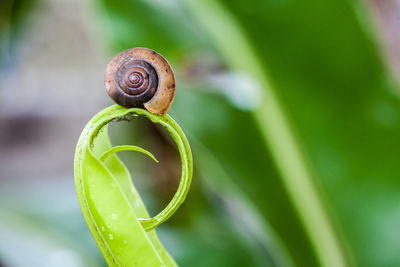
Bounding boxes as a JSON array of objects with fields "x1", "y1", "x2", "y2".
[{"x1": 74, "y1": 105, "x2": 192, "y2": 266}]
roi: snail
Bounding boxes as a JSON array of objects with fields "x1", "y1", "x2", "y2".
[{"x1": 105, "y1": 48, "x2": 176, "y2": 114}]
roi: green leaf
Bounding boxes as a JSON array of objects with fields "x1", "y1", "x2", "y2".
[
  {"x1": 95, "y1": 0, "x2": 210, "y2": 58},
  {"x1": 74, "y1": 105, "x2": 192, "y2": 266},
  {"x1": 179, "y1": 0, "x2": 349, "y2": 265},
  {"x1": 181, "y1": 0, "x2": 400, "y2": 266}
]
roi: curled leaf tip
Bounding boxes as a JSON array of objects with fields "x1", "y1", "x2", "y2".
[
  {"x1": 99, "y1": 145, "x2": 159, "y2": 163},
  {"x1": 74, "y1": 105, "x2": 192, "y2": 266}
]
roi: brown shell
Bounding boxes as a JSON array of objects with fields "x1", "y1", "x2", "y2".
[{"x1": 105, "y1": 47, "x2": 176, "y2": 114}]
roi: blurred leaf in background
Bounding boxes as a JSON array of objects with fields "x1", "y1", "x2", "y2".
[{"x1": 0, "y1": 0, "x2": 35, "y2": 66}]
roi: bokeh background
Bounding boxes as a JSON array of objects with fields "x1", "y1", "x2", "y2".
[{"x1": 1, "y1": 0, "x2": 400, "y2": 266}]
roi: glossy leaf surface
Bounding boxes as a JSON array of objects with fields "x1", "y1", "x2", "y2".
[{"x1": 74, "y1": 105, "x2": 192, "y2": 266}]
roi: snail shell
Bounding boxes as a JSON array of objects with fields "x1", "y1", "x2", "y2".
[{"x1": 105, "y1": 48, "x2": 176, "y2": 114}]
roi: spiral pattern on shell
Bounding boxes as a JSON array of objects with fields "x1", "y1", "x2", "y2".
[{"x1": 105, "y1": 48, "x2": 176, "y2": 114}]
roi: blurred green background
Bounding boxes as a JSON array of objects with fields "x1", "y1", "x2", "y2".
[{"x1": 0, "y1": 0, "x2": 400, "y2": 266}]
